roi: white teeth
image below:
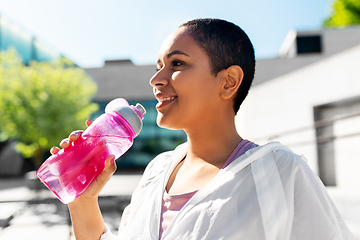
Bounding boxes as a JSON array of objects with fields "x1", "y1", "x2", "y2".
[{"x1": 160, "y1": 97, "x2": 175, "y2": 102}]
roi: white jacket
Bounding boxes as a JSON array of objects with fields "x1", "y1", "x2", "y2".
[{"x1": 101, "y1": 142, "x2": 355, "y2": 240}]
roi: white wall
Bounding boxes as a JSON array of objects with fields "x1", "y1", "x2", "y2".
[{"x1": 236, "y1": 44, "x2": 360, "y2": 188}]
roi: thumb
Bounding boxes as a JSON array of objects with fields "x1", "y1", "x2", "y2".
[
  {"x1": 97, "y1": 155, "x2": 117, "y2": 186},
  {"x1": 105, "y1": 154, "x2": 117, "y2": 173}
]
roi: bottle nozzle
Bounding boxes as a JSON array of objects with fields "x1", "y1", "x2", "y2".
[
  {"x1": 135, "y1": 103, "x2": 146, "y2": 115},
  {"x1": 105, "y1": 98, "x2": 146, "y2": 137}
]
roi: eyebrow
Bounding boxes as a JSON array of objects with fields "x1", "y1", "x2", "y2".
[
  {"x1": 166, "y1": 50, "x2": 189, "y2": 59},
  {"x1": 157, "y1": 50, "x2": 189, "y2": 65}
]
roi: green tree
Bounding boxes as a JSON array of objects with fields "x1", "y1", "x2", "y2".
[
  {"x1": 324, "y1": 0, "x2": 360, "y2": 27},
  {"x1": 0, "y1": 48, "x2": 98, "y2": 168}
]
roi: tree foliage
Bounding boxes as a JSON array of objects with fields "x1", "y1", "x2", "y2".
[
  {"x1": 324, "y1": 0, "x2": 360, "y2": 27},
  {"x1": 0, "y1": 48, "x2": 98, "y2": 167}
]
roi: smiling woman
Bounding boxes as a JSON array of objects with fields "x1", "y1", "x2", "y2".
[
  {"x1": 150, "y1": 26, "x2": 231, "y2": 131},
  {"x1": 56, "y1": 18, "x2": 354, "y2": 240}
]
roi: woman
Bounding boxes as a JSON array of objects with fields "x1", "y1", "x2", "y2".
[{"x1": 52, "y1": 19, "x2": 354, "y2": 239}]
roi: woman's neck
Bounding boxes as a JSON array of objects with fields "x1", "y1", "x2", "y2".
[{"x1": 184, "y1": 114, "x2": 242, "y2": 168}]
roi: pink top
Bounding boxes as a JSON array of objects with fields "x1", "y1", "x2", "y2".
[{"x1": 159, "y1": 140, "x2": 258, "y2": 238}]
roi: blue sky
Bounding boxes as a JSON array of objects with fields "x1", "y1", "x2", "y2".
[{"x1": 0, "y1": 0, "x2": 333, "y2": 68}]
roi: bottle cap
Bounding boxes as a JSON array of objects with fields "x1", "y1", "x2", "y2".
[{"x1": 105, "y1": 98, "x2": 146, "y2": 137}]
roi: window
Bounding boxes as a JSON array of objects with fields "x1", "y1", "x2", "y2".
[
  {"x1": 314, "y1": 97, "x2": 360, "y2": 187},
  {"x1": 296, "y1": 35, "x2": 322, "y2": 54}
]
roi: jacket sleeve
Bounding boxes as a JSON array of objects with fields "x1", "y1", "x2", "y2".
[
  {"x1": 289, "y1": 152, "x2": 355, "y2": 239},
  {"x1": 100, "y1": 224, "x2": 119, "y2": 240},
  {"x1": 259, "y1": 148, "x2": 356, "y2": 240}
]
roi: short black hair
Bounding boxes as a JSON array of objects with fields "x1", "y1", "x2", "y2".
[{"x1": 180, "y1": 18, "x2": 256, "y2": 114}]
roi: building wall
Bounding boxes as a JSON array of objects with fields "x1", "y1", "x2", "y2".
[{"x1": 236, "y1": 44, "x2": 360, "y2": 189}]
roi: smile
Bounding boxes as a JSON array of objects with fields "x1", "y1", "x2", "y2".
[
  {"x1": 159, "y1": 96, "x2": 176, "y2": 102},
  {"x1": 156, "y1": 96, "x2": 177, "y2": 109}
]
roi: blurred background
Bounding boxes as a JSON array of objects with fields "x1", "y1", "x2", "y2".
[{"x1": 0, "y1": 0, "x2": 359, "y2": 239}]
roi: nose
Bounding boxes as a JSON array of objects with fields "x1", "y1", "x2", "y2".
[{"x1": 149, "y1": 69, "x2": 169, "y2": 88}]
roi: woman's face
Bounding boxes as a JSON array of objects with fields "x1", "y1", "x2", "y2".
[{"x1": 150, "y1": 27, "x2": 225, "y2": 131}]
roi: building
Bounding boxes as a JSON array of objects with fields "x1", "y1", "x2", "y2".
[
  {"x1": 236, "y1": 26, "x2": 360, "y2": 189},
  {"x1": 235, "y1": 26, "x2": 360, "y2": 236},
  {"x1": 0, "y1": 14, "x2": 61, "y2": 64}
]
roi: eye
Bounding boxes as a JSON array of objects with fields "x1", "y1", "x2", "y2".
[{"x1": 171, "y1": 60, "x2": 184, "y2": 68}]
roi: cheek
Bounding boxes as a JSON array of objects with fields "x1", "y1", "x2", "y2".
[
  {"x1": 170, "y1": 71, "x2": 183, "y2": 85},
  {"x1": 172, "y1": 71, "x2": 181, "y2": 78}
]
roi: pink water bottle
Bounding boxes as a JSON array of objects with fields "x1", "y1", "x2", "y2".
[{"x1": 36, "y1": 98, "x2": 146, "y2": 204}]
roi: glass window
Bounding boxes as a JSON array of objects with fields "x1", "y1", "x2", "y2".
[
  {"x1": 33, "y1": 39, "x2": 60, "y2": 62},
  {"x1": 0, "y1": 16, "x2": 60, "y2": 64},
  {"x1": 0, "y1": 16, "x2": 33, "y2": 63}
]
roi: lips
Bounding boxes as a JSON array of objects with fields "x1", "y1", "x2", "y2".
[{"x1": 156, "y1": 95, "x2": 177, "y2": 109}]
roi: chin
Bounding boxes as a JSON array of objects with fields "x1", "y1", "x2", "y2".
[{"x1": 156, "y1": 115, "x2": 182, "y2": 130}]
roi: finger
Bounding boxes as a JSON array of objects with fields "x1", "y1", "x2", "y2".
[
  {"x1": 50, "y1": 146, "x2": 60, "y2": 154},
  {"x1": 86, "y1": 119, "x2": 93, "y2": 127},
  {"x1": 105, "y1": 154, "x2": 116, "y2": 173},
  {"x1": 69, "y1": 130, "x2": 83, "y2": 142},
  {"x1": 98, "y1": 155, "x2": 116, "y2": 184},
  {"x1": 59, "y1": 138, "x2": 70, "y2": 149}
]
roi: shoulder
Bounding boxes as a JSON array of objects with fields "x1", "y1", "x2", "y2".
[
  {"x1": 248, "y1": 142, "x2": 324, "y2": 199},
  {"x1": 250, "y1": 142, "x2": 314, "y2": 179},
  {"x1": 253, "y1": 142, "x2": 307, "y2": 166}
]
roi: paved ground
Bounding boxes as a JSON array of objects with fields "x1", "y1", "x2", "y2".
[
  {"x1": 0, "y1": 174, "x2": 140, "y2": 240},
  {"x1": 0, "y1": 175, "x2": 359, "y2": 239}
]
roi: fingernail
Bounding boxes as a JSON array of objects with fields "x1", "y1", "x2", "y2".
[
  {"x1": 60, "y1": 139, "x2": 69, "y2": 144},
  {"x1": 71, "y1": 131, "x2": 80, "y2": 136},
  {"x1": 110, "y1": 155, "x2": 115, "y2": 164}
]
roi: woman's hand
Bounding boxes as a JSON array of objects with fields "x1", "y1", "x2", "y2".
[
  {"x1": 50, "y1": 119, "x2": 117, "y2": 203},
  {"x1": 50, "y1": 119, "x2": 93, "y2": 154},
  {"x1": 72, "y1": 153, "x2": 117, "y2": 203}
]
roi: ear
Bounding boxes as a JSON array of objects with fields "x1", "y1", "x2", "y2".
[{"x1": 220, "y1": 65, "x2": 244, "y2": 100}]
